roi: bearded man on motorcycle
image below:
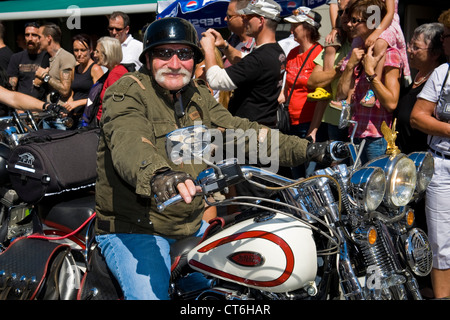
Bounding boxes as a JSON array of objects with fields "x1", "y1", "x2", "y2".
[{"x1": 94, "y1": 17, "x2": 336, "y2": 300}]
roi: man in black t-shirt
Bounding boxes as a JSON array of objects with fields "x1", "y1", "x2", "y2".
[
  {"x1": 200, "y1": 0, "x2": 286, "y2": 127},
  {"x1": 7, "y1": 22, "x2": 50, "y2": 101},
  {"x1": 0, "y1": 22, "x2": 13, "y2": 72}
]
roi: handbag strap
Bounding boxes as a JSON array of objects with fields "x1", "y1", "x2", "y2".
[
  {"x1": 438, "y1": 62, "x2": 450, "y2": 101},
  {"x1": 285, "y1": 43, "x2": 319, "y2": 106}
]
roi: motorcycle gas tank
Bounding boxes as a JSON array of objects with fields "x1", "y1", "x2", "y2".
[{"x1": 188, "y1": 212, "x2": 317, "y2": 293}]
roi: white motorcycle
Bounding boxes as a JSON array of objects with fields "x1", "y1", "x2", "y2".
[{"x1": 154, "y1": 120, "x2": 434, "y2": 300}]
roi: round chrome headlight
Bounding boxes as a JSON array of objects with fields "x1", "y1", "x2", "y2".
[
  {"x1": 386, "y1": 156, "x2": 417, "y2": 207},
  {"x1": 350, "y1": 167, "x2": 386, "y2": 212},
  {"x1": 408, "y1": 152, "x2": 434, "y2": 194}
]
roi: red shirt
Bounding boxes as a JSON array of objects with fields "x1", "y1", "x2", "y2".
[
  {"x1": 96, "y1": 64, "x2": 129, "y2": 121},
  {"x1": 284, "y1": 43, "x2": 323, "y2": 125}
]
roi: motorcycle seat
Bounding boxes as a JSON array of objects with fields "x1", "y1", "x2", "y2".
[
  {"x1": 37, "y1": 193, "x2": 96, "y2": 242},
  {"x1": 170, "y1": 236, "x2": 201, "y2": 280}
]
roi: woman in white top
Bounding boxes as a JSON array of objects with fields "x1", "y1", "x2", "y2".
[{"x1": 410, "y1": 8, "x2": 450, "y2": 299}]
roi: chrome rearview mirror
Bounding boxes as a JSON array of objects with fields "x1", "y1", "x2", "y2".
[
  {"x1": 338, "y1": 102, "x2": 358, "y2": 145},
  {"x1": 164, "y1": 125, "x2": 236, "y2": 193},
  {"x1": 337, "y1": 103, "x2": 364, "y2": 168},
  {"x1": 166, "y1": 125, "x2": 212, "y2": 165},
  {"x1": 338, "y1": 102, "x2": 352, "y2": 130}
]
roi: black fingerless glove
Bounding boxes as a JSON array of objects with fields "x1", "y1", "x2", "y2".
[
  {"x1": 150, "y1": 169, "x2": 193, "y2": 203},
  {"x1": 306, "y1": 141, "x2": 349, "y2": 167},
  {"x1": 44, "y1": 102, "x2": 65, "y2": 114},
  {"x1": 306, "y1": 141, "x2": 334, "y2": 167}
]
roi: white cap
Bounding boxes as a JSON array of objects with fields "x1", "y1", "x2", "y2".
[
  {"x1": 284, "y1": 6, "x2": 322, "y2": 28},
  {"x1": 238, "y1": 0, "x2": 282, "y2": 22}
]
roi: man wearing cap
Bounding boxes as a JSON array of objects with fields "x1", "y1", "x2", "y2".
[
  {"x1": 94, "y1": 17, "x2": 337, "y2": 299},
  {"x1": 200, "y1": 0, "x2": 286, "y2": 127},
  {"x1": 223, "y1": 0, "x2": 255, "y2": 67}
]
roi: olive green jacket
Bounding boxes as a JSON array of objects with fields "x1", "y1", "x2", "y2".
[{"x1": 94, "y1": 68, "x2": 309, "y2": 239}]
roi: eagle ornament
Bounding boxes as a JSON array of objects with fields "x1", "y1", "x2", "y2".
[{"x1": 381, "y1": 119, "x2": 400, "y2": 156}]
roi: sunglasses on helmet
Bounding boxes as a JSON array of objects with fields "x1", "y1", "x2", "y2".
[{"x1": 151, "y1": 48, "x2": 195, "y2": 61}]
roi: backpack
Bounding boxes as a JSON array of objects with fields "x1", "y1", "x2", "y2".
[
  {"x1": 79, "y1": 64, "x2": 136, "y2": 128},
  {"x1": 79, "y1": 71, "x2": 109, "y2": 128}
]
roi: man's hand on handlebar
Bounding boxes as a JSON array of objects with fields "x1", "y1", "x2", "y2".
[
  {"x1": 150, "y1": 169, "x2": 200, "y2": 204},
  {"x1": 44, "y1": 102, "x2": 67, "y2": 115},
  {"x1": 306, "y1": 141, "x2": 349, "y2": 166}
]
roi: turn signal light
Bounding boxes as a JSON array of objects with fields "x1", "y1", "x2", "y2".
[
  {"x1": 368, "y1": 227, "x2": 377, "y2": 245},
  {"x1": 406, "y1": 209, "x2": 415, "y2": 227}
]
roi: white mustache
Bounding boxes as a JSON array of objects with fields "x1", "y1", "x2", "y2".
[
  {"x1": 155, "y1": 67, "x2": 191, "y2": 78},
  {"x1": 154, "y1": 67, "x2": 192, "y2": 86}
]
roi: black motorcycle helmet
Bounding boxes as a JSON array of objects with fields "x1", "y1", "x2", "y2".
[{"x1": 139, "y1": 17, "x2": 204, "y2": 65}]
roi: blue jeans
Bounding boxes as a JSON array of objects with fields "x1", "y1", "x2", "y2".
[
  {"x1": 354, "y1": 136, "x2": 387, "y2": 164},
  {"x1": 96, "y1": 220, "x2": 209, "y2": 300},
  {"x1": 43, "y1": 118, "x2": 66, "y2": 130}
]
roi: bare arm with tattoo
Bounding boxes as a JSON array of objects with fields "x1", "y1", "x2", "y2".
[
  {"x1": 48, "y1": 68, "x2": 73, "y2": 99},
  {"x1": 35, "y1": 66, "x2": 74, "y2": 100}
]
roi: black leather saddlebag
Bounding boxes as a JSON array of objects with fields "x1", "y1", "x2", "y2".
[
  {"x1": 7, "y1": 128, "x2": 99, "y2": 203},
  {"x1": 77, "y1": 246, "x2": 122, "y2": 300},
  {"x1": 0, "y1": 237, "x2": 77, "y2": 300}
]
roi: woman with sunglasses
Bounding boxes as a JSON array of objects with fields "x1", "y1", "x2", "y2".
[
  {"x1": 93, "y1": 36, "x2": 128, "y2": 122},
  {"x1": 395, "y1": 23, "x2": 445, "y2": 154},
  {"x1": 410, "y1": 9, "x2": 450, "y2": 299},
  {"x1": 393, "y1": 22, "x2": 445, "y2": 299},
  {"x1": 332, "y1": 0, "x2": 409, "y2": 109},
  {"x1": 335, "y1": 0, "x2": 402, "y2": 164}
]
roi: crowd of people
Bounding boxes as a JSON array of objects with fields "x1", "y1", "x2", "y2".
[
  {"x1": 0, "y1": 11, "x2": 142, "y2": 125},
  {"x1": 0, "y1": 0, "x2": 449, "y2": 300}
]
